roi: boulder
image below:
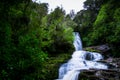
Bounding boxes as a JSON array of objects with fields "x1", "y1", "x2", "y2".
[
  {"x1": 83, "y1": 44, "x2": 111, "y2": 58},
  {"x1": 84, "y1": 44, "x2": 110, "y2": 53}
]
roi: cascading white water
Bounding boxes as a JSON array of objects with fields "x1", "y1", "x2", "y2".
[
  {"x1": 56, "y1": 32, "x2": 108, "y2": 80},
  {"x1": 73, "y1": 32, "x2": 82, "y2": 51}
]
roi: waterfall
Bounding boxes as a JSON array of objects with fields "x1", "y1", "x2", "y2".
[
  {"x1": 56, "y1": 32, "x2": 108, "y2": 80},
  {"x1": 73, "y1": 32, "x2": 82, "y2": 51}
]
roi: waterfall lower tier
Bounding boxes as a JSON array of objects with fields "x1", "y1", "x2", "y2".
[
  {"x1": 57, "y1": 51, "x2": 108, "y2": 80},
  {"x1": 56, "y1": 32, "x2": 108, "y2": 80}
]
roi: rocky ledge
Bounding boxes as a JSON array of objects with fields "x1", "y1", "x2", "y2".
[
  {"x1": 79, "y1": 58, "x2": 120, "y2": 80},
  {"x1": 79, "y1": 68, "x2": 120, "y2": 80},
  {"x1": 79, "y1": 44, "x2": 120, "y2": 80},
  {"x1": 83, "y1": 44, "x2": 110, "y2": 53}
]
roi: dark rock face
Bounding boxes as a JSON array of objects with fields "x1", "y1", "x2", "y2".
[
  {"x1": 84, "y1": 44, "x2": 111, "y2": 58},
  {"x1": 79, "y1": 69, "x2": 120, "y2": 80},
  {"x1": 78, "y1": 45, "x2": 120, "y2": 80},
  {"x1": 78, "y1": 58, "x2": 120, "y2": 80},
  {"x1": 98, "y1": 58, "x2": 120, "y2": 68},
  {"x1": 84, "y1": 44, "x2": 110, "y2": 53},
  {"x1": 85, "y1": 52, "x2": 94, "y2": 60},
  {"x1": 95, "y1": 44, "x2": 110, "y2": 52}
]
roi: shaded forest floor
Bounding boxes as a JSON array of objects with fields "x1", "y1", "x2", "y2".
[{"x1": 42, "y1": 53, "x2": 72, "y2": 80}]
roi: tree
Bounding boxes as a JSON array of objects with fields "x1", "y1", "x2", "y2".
[
  {"x1": 73, "y1": 0, "x2": 104, "y2": 46},
  {"x1": 41, "y1": 7, "x2": 75, "y2": 54},
  {"x1": 0, "y1": 1, "x2": 49, "y2": 79},
  {"x1": 91, "y1": 0, "x2": 120, "y2": 56}
]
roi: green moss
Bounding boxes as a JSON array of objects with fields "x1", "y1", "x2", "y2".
[
  {"x1": 41, "y1": 53, "x2": 72, "y2": 80},
  {"x1": 85, "y1": 48, "x2": 100, "y2": 53}
]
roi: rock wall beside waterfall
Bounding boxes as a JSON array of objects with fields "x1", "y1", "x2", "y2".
[
  {"x1": 80, "y1": 45, "x2": 120, "y2": 80},
  {"x1": 83, "y1": 44, "x2": 111, "y2": 58},
  {"x1": 83, "y1": 44, "x2": 110, "y2": 53},
  {"x1": 79, "y1": 58, "x2": 120, "y2": 80},
  {"x1": 78, "y1": 58, "x2": 120, "y2": 80},
  {"x1": 79, "y1": 68, "x2": 120, "y2": 80}
]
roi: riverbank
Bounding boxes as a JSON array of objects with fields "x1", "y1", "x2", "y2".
[{"x1": 42, "y1": 53, "x2": 72, "y2": 80}]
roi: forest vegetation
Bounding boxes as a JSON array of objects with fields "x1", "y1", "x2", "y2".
[{"x1": 0, "y1": 0, "x2": 120, "y2": 80}]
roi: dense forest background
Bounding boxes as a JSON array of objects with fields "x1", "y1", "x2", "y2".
[{"x1": 0, "y1": 0, "x2": 120, "y2": 80}]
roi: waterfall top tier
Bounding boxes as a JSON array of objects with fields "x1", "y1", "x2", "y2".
[{"x1": 73, "y1": 32, "x2": 82, "y2": 51}]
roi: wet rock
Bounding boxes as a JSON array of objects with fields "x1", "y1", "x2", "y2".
[
  {"x1": 84, "y1": 44, "x2": 112, "y2": 59},
  {"x1": 78, "y1": 45, "x2": 120, "y2": 80},
  {"x1": 78, "y1": 58, "x2": 120, "y2": 80},
  {"x1": 84, "y1": 44, "x2": 110, "y2": 53},
  {"x1": 85, "y1": 52, "x2": 94, "y2": 60},
  {"x1": 98, "y1": 58, "x2": 120, "y2": 68},
  {"x1": 79, "y1": 68, "x2": 120, "y2": 80}
]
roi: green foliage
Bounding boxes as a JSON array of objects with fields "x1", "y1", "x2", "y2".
[
  {"x1": 41, "y1": 53, "x2": 71, "y2": 80},
  {"x1": 74, "y1": 0, "x2": 104, "y2": 47},
  {"x1": 40, "y1": 7, "x2": 75, "y2": 54},
  {"x1": 74, "y1": 0, "x2": 120, "y2": 57},
  {"x1": 0, "y1": 1, "x2": 49, "y2": 80},
  {"x1": 12, "y1": 28, "x2": 49, "y2": 80},
  {"x1": 85, "y1": 48, "x2": 100, "y2": 53},
  {"x1": 94, "y1": 4, "x2": 108, "y2": 27},
  {"x1": 82, "y1": 0, "x2": 120, "y2": 56},
  {"x1": 1, "y1": 0, "x2": 120, "y2": 79},
  {"x1": 0, "y1": 0, "x2": 76, "y2": 79}
]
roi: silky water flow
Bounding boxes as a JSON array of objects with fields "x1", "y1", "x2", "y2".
[{"x1": 56, "y1": 32, "x2": 108, "y2": 80}]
